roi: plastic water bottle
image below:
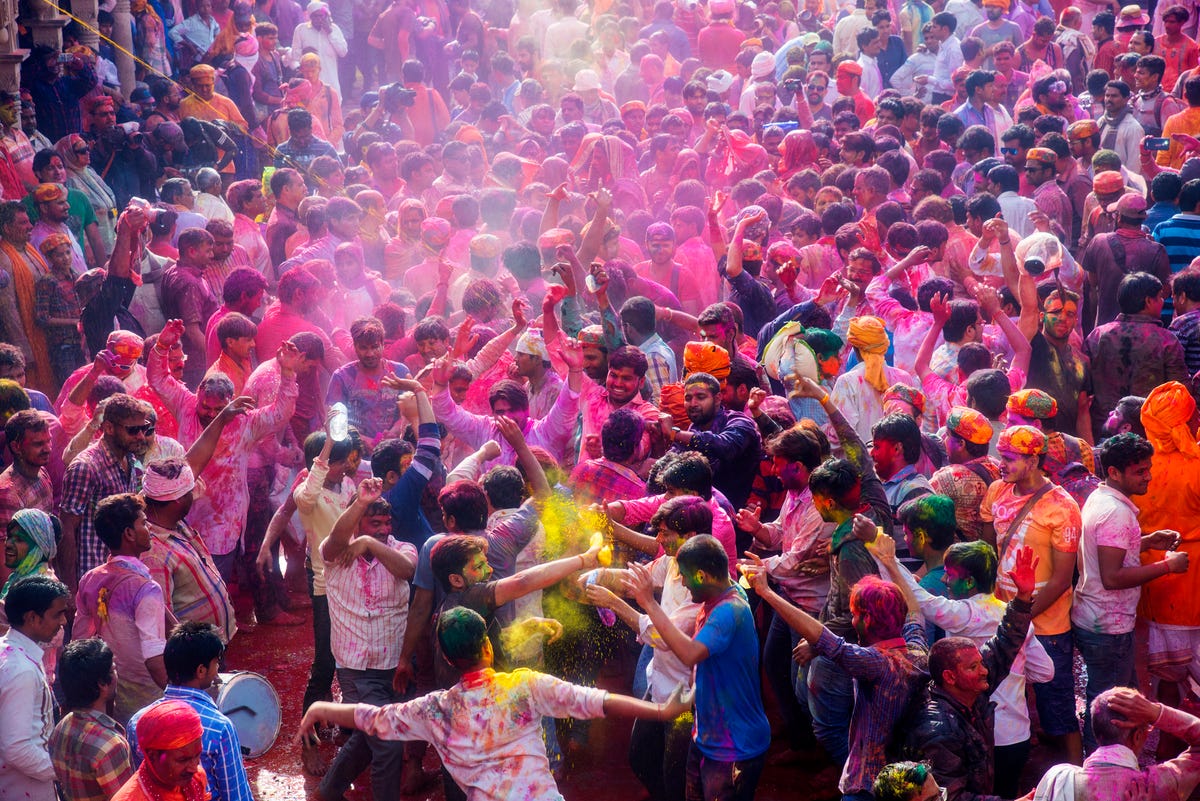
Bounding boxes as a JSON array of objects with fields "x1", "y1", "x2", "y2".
[
  {"x1": 585, "y1": 570, "x2": 617, "y2": 627},
  {"x1": 329, "y1": 402, "x2": 349, "y2": 442}
]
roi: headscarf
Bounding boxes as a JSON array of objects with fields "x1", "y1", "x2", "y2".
[
  {"x1": 1007, "y1": 388, "x2": 1058, "y2": 420},
  {"x1": 883, "y1": 383, "x2": 926, "y2": 416},
  {"x1": 535, "y1": 156, "x2": 569, "y2": 188},
  {"x1": 997, "y1": 424, "x2": 1047, "y2": 455},
  {"x1": 683, "y1": 341, "x2": 730, "y2": 382},
  {"x1": 670, "y1": 148, "x2": 701, "y2": 184},
  {"x1": 947, "y1": 407, "x2": 994, "y2": 445},
  {"x1": 1141, "y1": 381, "x2": 1200, "y2": 458},
  {"x1": 515, "y1": 329, "x2": 550, "y2": 361},
  {"x1": 54, "y1": 134, "x2": 116, "y2": 213},
  {"x1": 778, "y1": 130, "x2": 817, "y2": 180},
  {"x1": 143, "y1": 462, "x2": 196, "y2": 502},
  {"x1": 720, "y1": 129, "x2": 769, "y2": 180},
  {"x1": 847, "y1": 316, "x2": 891, "y2": 393},
  {"x1": 568, "y1": 134, "x2": 637, "y2": 187},
  {"x1": 138, "y1": 699, "x2": 205, "y2": 750},
  {"x1": 234, "y1": 34, "x2": 259, "y2": 82},
  {"x1": 0, "y1": 509, "x2": 57, "y2": 600}
]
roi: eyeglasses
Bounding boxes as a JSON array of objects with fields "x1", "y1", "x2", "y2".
[
  {"x1": 121, "y1": 423, "x2": 155, "y2": 436},
  {"x1": 73, "y1": 146, "x2": 90, "y2": 155},
  {"x1": 1000, "y1": 147, "x2": 1019, "y2": 155},
  {"x1": 808, "y1": 83, "x2": 827, "y2": 90}
]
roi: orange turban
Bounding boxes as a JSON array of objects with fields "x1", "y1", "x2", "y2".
[
  {"x1": 659, "y1": 382, "x2": 688, "y2": 428},
  {"x1": 1142, "y1": 381, "x2": 1200, "y2": 458},
  {"x1": 997, "y1": 424, "x2": 1046, "y2": 456},
  {"x1": 137, "y1": 700, "x2": 203, "y2": 751},
  {"x1": 847, "y1": 316, "x2": 890, "y2": 393},
  {"x1": 683, "y1": 341, "x2": 730, "y2": 382}
]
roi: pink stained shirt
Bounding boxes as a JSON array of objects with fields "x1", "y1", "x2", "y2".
[
  {"x1": 430, "y1": 382, "x2": 581, "y2": 468},
  {"x1": 321, "y1": 536, "x2": 419, "y2": 670},
  {"x1": 674, "y1": 236, "x2": 722, "y2": 314},
  {"x1": 353, "y1": 668, "x2": 608, "y2": 801},
  {"x1": 760, "y1": 487, "x2": 836, "y2": 615},
  {"x1": 618, "y1": 492, "x2": 738, "y2": 576},
  {"x1": 578, "y1": 377, "x2": 661, "y2": 464},
  {"x1": 147, "y1": 346, "x2": 298, "y2": 556}
]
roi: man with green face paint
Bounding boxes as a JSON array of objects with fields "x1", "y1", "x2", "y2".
[
  {"x1": 873, "y1": 532, "x2": 1054, "y2": 798},
  {"x1": 1023, "y1": 283, "x2": 1094, "y2": 441}
]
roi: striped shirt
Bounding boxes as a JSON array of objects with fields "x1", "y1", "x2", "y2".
[
  {"x1": 1153, "y1": 212, "x2": 1200, "y2": 276},
  {"x1": 59, "y1": 440, "x2": 141, "y2": 578},
  {"x1": 142, "y1": 520, "x2": 236, "y2": 643},
  {"x1": 128, "y1": 686, "x2": 252, "y2": 801},
  {"x1": 49, "y1": 710, "x2": 133, "y2": 801},
  {"x1": 321, "y1": 536, "x2": 418, "y2": 671}
]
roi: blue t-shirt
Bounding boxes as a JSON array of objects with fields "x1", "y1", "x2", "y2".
[
  {"x1": 692, "y1": 585, "x2": 771, "y2": 762},
  {"x1": 919, "y1": 565, "x2": 949, "y2": 643}
]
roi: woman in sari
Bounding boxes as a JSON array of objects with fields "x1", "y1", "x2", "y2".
[
  {"x1": 55, "y1": 135, "x2": 117, "y2": 253},
  {"x1": 569, "y1": 133, "x2": 639, "y2": 193}
]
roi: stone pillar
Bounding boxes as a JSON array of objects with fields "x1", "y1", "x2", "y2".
[
  {"x1": 111, "y1": 0, "x2": 134, "y2": 98},
  {"x1": 20, "y1": 0, "x2": 67, "y2": 50},
  {"x1": 72, "y1": 0, "x2": 100, "y2": 50},
  {"x1": 0, "y1": 0, "x2": 24, "y2": 92}
]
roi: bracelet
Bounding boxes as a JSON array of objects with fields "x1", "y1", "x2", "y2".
[
  {"x1": 664, "y1": 308, "x2": 673, "y2": 323},
  {"x1": 154, "y1": 344, "x2": 170, "y2": 354},
  {"x1": 998, "y1": 239, "x2": 1011, "y2": 246},
  {"x1": 578, "y1": 554, "x2": 587, "y2": 570},
  {"x1": 818, "y1": 393, "x2": 830, "y2": 405}
]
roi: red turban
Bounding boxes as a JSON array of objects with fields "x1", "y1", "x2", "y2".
[{"x1": 137, "y1": 700, "x2": 203, "y2": 751}]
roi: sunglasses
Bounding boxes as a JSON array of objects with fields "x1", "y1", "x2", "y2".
[
  {"x1": 122, "y1": 423, "x2": 155, "y2": 436},
  {"x1": 73, "y1": 146, "x2": 90, "y2": 154},
  {"x1": 1000, "y1": 147, "x2": 1019, "y2": 155}
]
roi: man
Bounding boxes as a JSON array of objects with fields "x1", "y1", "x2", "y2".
[
  {"x1": 954, "y1": 70, "x2": 1004, "y2": 144},
  {"x1": 0, "y1": 201, "x2": 54, "y2": 393},
  {"x1": 579, "y1": 344, "x2": 661, "y2": 463},
  {"x1": 274, "y1": 108, "x2": 339, "y2": 174},
  {"x1": 970, "y1": 0, "x2": 1021, "y2": 68},
  {"x1": 149, "y1": 319, "x2": 299, "y2": 579},
  {"x1": 1097, "y1": 80, "x2": 1146, "y2": 175},
  {"x1": 74, "y1": 494, "x2": 168, "y2": 724},
  {"x1": 925, "y1": 12, "x2": 964, "y2": 103},
  {"x1": 29, "y1": 183, "x2": 87, "y2": 274},
  {"x1": 58, "y1": 394, "x2": 149, "y2": 592},
  {"x1": 510, "y1": 330, "x2": 561, "y2": 420},
  {"x1": 289, "y1": 2, "x2": 348, "y2": 91},
  {"x1": 987, "y1": 164, "x2": 1038, "y2": 239},
  {"x1": 1132, "y1": 55, "x2": 1187, "y2": 136},
  {"x1": 141, "y1": 458, "x2": 236, "y2": 645},
  {"x1": 201, "y1": 220, "x2": 255, "y2": 303},
  {"x1": 636, "y1": 223, "x2": 705, "y2": 317},
  {"x1": 114, "y1": 700, "x2": 206, "y2": 801},
  {"x1": 1082, "y1": 194, "x2": 1172, "y2": 329},
  {"x1": 1074, "y1": 433, "x2": 1188, "y2": 752},
  {"x1": 21, "y1": 46, "x2": 98, "y2": 145},
  {"x1": 1157, "y1": 75, "x2": 1200, "y2": 168},
  {"x1": 0, "y1": 576, "x2": 67, "y2": 801},
  {"x1": 619, "y1": 297, "x2": 676, "y2": 405},
  {"x1": 1023, "y1": 286, "x2": 1092, "y2": 440},
  {"x1": 981, "y1": 425, "x2": 1083, "y2": 764},
  {"x1": 1025, "y1": 147, "x2": 1074, "y2": 242},
  {"x1": 49, "y1": 638, "x2": 134, "y2": 801},
  {"x1": 300, "y1": 605, "x2": 690, "y2": 801},
  {"x1": 624, "y1": 535, "x2": 770, "y2": 801},
  {"x1": 670, "y1": 372, "x2": 761, "y2": 514},
  {"x1": 264, "y1": 167, "x2": 305, "y2": 268},
  {"x1": 160, "y1": 228, "x2": 219, "y2": 388},
  {"x1": 871, "y1": 413, "x2": 934, "y2": 527},
  {"x1": 744, "y1": 548, "x2": 926, "y2": 799},
  {"x1": 204, "y1": 267, "x2": 268, "y2": 364},
  {"x1": 835, "y1": 61, "x2": 876, "y2": 124},
  {"x1": 0, "y1": 410, "x2": 54, "y2": 534},
  {"x1": 317, "y1": 478, "x2": 418, "y2": 801},
  {"x1": 931, "y1": 407, "x2": 999, "y2": 541},
  {"x1": 1084, "y1": 272, "x2": 1187, "y2": 439},
  {"x1": 169, "y1": 0, "x2": 220, "y2": 68},
  {"x1": 127, "y1": 622, "x2": 251, "y2": 801},
  {"x1": 178, "y1": 64, "x2": 247, "y2": 130},
  {"x1": 830, "y1": 316, "x2": 917, "y2": 444},
  {"x1": 225, "y1": 180, "x2": 271, "y2": 276},
  {"x1": 1153, "y1": 179, "x2": 1200, "y2": 277}
]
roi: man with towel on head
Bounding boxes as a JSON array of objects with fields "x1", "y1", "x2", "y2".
[
  {"x1": 112, "y1": 700, "x2": 207, "y2": 801},
  {"x1": 829, "y1": 316, "x2": 917, "y2": 444}
]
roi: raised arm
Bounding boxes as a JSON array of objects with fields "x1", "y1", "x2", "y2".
[
  {"x1": 914, "y1": 292, "x2": 951, "y2": 382},
  {"x1": 623, "y1": 561, "x2": 709, "y2": 666},
  {"x1": 186, "y1": 395, "x2": 254, "y2": 475},
  {"x1": 493, "y1": 539, "x2": 604, "y2": 607}
]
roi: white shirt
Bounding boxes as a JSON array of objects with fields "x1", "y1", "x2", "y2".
[
  {"x1": 891, "y1": 567, "x2": 1055, "y2": 746},
  {"x1": 1073, "y1": 484, "x2": 1144, "y2": 635},
  {"x1": 857, "y1": 53, "x2": 883, "y2": 99},
  {"x1": 638, "y1": 556, "x2": 701, "y2": 703},
  {"x1": 932, "y1": 34, "x2": 964, "y2": 96},
  {"x1": 321, "y1": 535, "x2": 418, "y2": 671},
  {"x1": 0, "y1": 628, "x2": 55, "y2": 801},
  {"x1": 997, "y1": 191, "x2": 1040, "y2": 239},
  {"x1": 289, "y1": 22, "x2": 349, "y2": 90}
]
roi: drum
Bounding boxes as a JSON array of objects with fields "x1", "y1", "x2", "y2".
[{"x1": 212, "y1": 671, "x2": 281, "y2": 758}]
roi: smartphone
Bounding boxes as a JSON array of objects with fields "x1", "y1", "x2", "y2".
[
  {"x1": 1146, "y1": 137, "x2": 1171, "y2": 151},
  {"x1": 57, "y1": 53, "x2": 74, "y2": 64}
]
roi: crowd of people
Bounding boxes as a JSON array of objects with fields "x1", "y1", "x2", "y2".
[{"x1": 5, "y1": 0, "x2": 1200, "y2": 799}]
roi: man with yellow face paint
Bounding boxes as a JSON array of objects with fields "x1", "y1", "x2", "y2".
[
  {"x1": 1024, "y1": 284, "x2": 1095, "y2": 443},
  {"x1": 179, "y1": 64, "x2": 248, "y2": 131}
]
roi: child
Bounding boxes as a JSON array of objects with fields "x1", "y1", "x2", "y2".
[
  {"x1": 206, "y1": 312, "x2": 256, "y2": 394},
  {"x1": 34, "y1": 233, "x2": 85, "y2": 387}
]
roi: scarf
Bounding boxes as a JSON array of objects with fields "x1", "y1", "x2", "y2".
[
  {"x1": 1141, "y1": 381, "x2": 1200, "y2": 459},
  {"x1": 847, "y1": 316, "x2": 891, "y2": 393},
  {"x1": 1031, "y1": 762, "x2": 1077, "y2": 801},
  {"x1": 1, "y1": 239, "x2": 53, "y2": 392},
  {"x1": 54, "y1": 135, "x2": 117, "y2": 214},
  {"x1": 0, "y1": 509, "x2": 57, "y2": 600}
]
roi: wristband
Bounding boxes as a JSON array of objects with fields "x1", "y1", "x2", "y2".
[
  {"x1": 818, "y1": 393, "x2": 830, "y2": 405},
  {"x1": 998, "y1": 239, "x2": 1011, "y2": 246}
]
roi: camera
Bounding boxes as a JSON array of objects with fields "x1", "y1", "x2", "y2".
[
  {"x1": 380, "y1": 82, "x2": 417, "y2": 112},
  {"x1": 782, "y1": 78, "x2": 804, "y2": 93},
  {"x1": 1024, "y1": 257, "x2": 1045, "y2": 277}
]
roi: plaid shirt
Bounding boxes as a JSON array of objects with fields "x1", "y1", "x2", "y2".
[
  {"x1": 128, "y1": 686, "x2": 252, "y2": 801},
  {"x1": 143, "y1": 520, "x2": 236, "y2": 644},
  {"x1": 639, "y1": 334, "x2": 678, "y2": 406},
  {"x1": 569, "y1": 458, "x2": 646, "y2": 505},
  {"x1": 0, "y1": 464, "x2": 54, "y2": 532},
  {"x1": 34, "y1": 273, "x2": 82, "y2": 349},
  {"x1": 49, "y1": 710, "x2": 132, "y2": 801},
  {"x1": 59, "y1": 439, "x2": 140, "y2": 578},
  {"x1": 930, "y1": 459, "x2": 999, "y2": 542}
]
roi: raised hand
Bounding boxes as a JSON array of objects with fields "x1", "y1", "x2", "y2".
[
  {"x1": 866, "y1": 530, "x2": 897, "y2": 563},
  {"x1": 738, "y1": 552, "x2": 770, "y2": 596},
  {"x1": 480, "y1": 440, "x2": 502, "y2": 461},
  {"x1": 930, "y1": 291, "x2": 951, "y2": 327},
  {"x1": 451, "y1": 317, "x2": 478, "y2": 360},
  {"x1": 746, "y1": 387, "x2": 767, "y2": 416},
  {"x1": 622, "y1": 560, "x2": 655, "y2": 606},
  {"x1": 546, "y1": 182, "x2": 569, "y2": 202},
  {"x1": 276, "y1": 340, "x2": 303, "y2": 374},
  {"x1": 218, "y1": 395, "x2": 255, "y2": 422},
  {"x1": 512, "y1": 298, "x2": 529, "y2": 330},
  {"x1": 380, "y1": 375, "x2": 426, "y2": 394},
  {"x1": 357, "y1": 477, "x2": 384, "y2": 505},
  {"x1": 1007, "y1": 545, "x2": 1040, "y2": 600},
  {"x1": 814, "y1": 273, "x2": 847, "y2": 306},
  {"x1": 494, "y1": 412, "x2": 526, "y2": 448},
  {"x1": 159, "y1": 318, "x2": 186, "y2": 349},
  {"x1": 1104, "y1": 687, "x2": 1163, "y2": 728},
  {"x1": 735, "y1": 504, "x2": 764, "y2": 535},
  {"x1": 560, "y1": 337, "x2": 585, "y2": 370}
]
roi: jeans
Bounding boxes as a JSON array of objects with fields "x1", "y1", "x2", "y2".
[
  {"x1": 994, "y1": 739, "x2": 1031, "y2": 798},
  {"x1": 632, "y1": 643, "x2": 654, "y2": 700},
  {"x1": 1074, "y1": 627, "x2": 1136, "y2": 752},
  {"x1": 243, "y1": 465, "x2": 287, "y2": 616},
  {"x1": 319, "y1": 667, "x2": 405, "y2": 801},
  {"x1": 764, "y1": 605, "x2": 810, "y2": 750},
  {"x1": 302, "y1": 581, "x2": 335, "y2": 712},
  {"x1": 629, "y1": 691, "x2": 691, "y2": 801},
  {"x1": 807, "y1": 653, "x2": 854, "y2": 764},
  {"x1": 1033, "y1": 631, "x2": 1080, "y2": 738},
  {"x1": 684, "y1": 744, "x2": 765, "y2": 801}
]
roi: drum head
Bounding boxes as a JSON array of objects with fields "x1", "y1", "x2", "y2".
[{"x1": 215, "y1": 671, "x2": 281, "y2": 758}]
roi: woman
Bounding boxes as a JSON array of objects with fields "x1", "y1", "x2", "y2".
[
  {"x1": 777, "y1": 129, "x2": 818, "y2": 182},
  {"x1": 569, "y1": 133, "x2": 638, "y2": 193},
  {"x1": 131, "y1": 0, "x2": 171, "y2": 79},
  {"x1": 54, "y1": 134, "x2": 117, "y2": 253}
]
